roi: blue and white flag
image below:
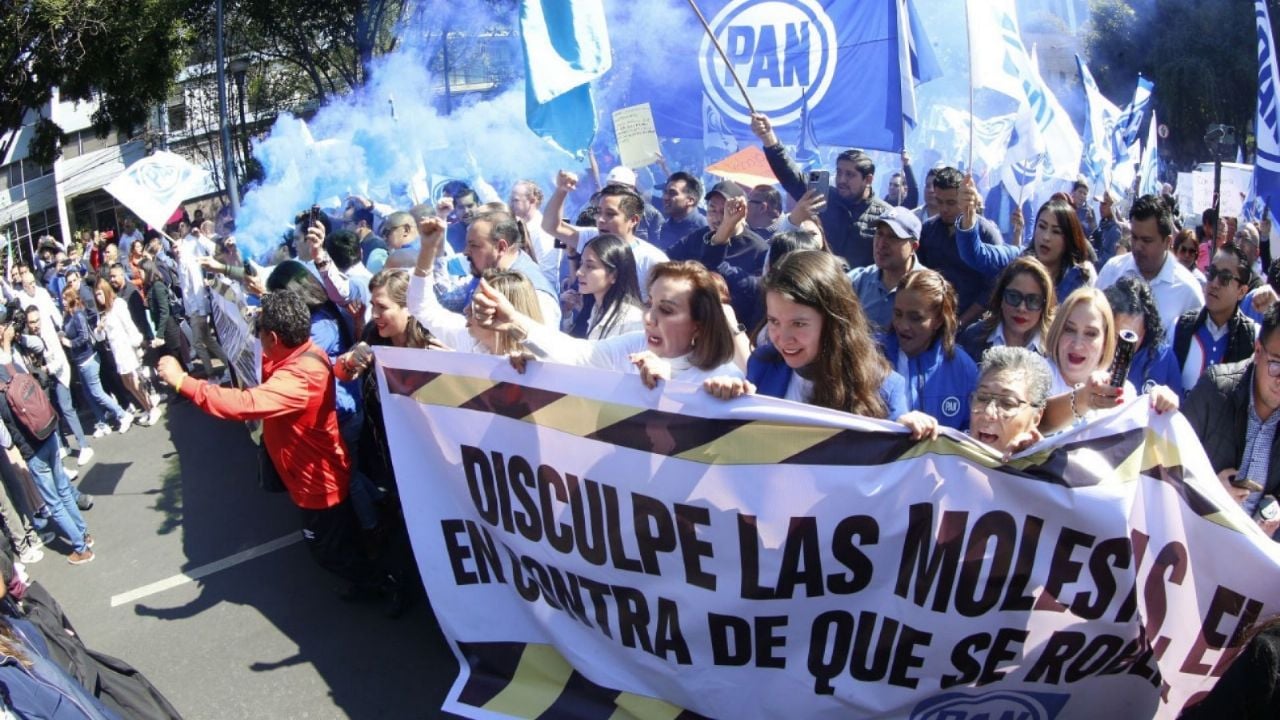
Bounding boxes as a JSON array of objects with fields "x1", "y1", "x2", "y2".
[
  {"x1": 1138, "y1": 111, "x2": 1161, "y2": 197},
  {"x1": 628, "y1": 0, "x2": 934, "y2": 152},
  {"x1": 968, "y1": 0, "x2": 1080, "y2": 181},
  {"x1": 519, "y1": 0, "x2": 612, "y2": 156},
  {"x1": 1113, "y1": 77, "x2": 1153, "y2": 155},
  {"x1": 999, "y1": 103, "x2": 1045, "y2": 203},
  {"x1": 1110, "y1": 77, "x2": 1153, "y2": 195},
  {"x1": 1077, "y1": 55, "x2": 1121, "y2": 191},
  {"x1": 1253, "y1": 0, "x2": 1280, "y2": 216}
]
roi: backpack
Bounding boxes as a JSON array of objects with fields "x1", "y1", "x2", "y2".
[{"x1": 0, "y1": 364, "x2": 58, "y2": 441}]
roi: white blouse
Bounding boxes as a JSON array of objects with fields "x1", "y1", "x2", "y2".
[{"x1": 523, "y1": 325, "x2": 744, "y2": 385}]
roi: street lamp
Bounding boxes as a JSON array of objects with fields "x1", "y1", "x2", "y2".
[
  {"x1": 1204, "y1": 123, "x2": 1237, "y2": 239},
  {"x1": 228, "y1": 57, "x2": 251, "y2": 174}
]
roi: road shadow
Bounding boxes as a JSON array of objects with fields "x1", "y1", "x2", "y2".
[{"x1": 130, "y1": 401, "x2": 460, "y2": 718}]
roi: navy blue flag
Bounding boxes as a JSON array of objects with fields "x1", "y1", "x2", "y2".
[{"x1": 619, "y1": 0, "x2": 935, "y2": 152}]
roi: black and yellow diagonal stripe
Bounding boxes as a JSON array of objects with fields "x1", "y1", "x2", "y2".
[
  {"x1": 455, "y1": 642, "x2": 709, "y2": 720},
  {"x1": 383, "y1": 368, "x2": 1244, "y2": 530}
]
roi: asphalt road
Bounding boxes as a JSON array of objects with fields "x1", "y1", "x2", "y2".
[{"x1": 28, "y1": 397, "x2": 463, "y2": 719}]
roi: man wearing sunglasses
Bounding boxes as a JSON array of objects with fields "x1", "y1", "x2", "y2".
[
  {"x1": 1174, "y1": 246, "x2": 1258, "y2": 393},
  {"x1": 1185, "y1": 304, "x2": 1280, "y2": 538}
]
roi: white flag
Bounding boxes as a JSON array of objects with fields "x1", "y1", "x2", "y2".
[
  {"x1": 1139, "y1": 111, "x2": 1161, "y2": 197},
  {"x1": 105, "y1": 151, "x2": 210, "y2": 231},
  {"x1": 968, "y1": 0, "x2": 1081, "y2": 181}
]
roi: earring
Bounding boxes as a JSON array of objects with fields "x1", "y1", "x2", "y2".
[{"x1": 691, "y1": 336, "x2": 697, "y2": 348}]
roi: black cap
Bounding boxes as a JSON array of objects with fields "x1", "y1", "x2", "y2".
[{"x1": 705, "y1": 181, "x2": 745, "y2": 202}]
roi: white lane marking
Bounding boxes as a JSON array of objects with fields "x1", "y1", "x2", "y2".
[{"x1": 110, "y1": 532, "x2": 302, "y2": 607}]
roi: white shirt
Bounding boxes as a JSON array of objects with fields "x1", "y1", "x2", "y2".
[
  {"x1": 523, "y1": 326, "x2": 743, "y2": 385},
  {"x1": 1097, "y1": 252, "x2": 1204, "y2": 339},
  {"x1": 1049, "y1": 363, "x2": 1135, "y2": 417},
  {"x1": 178, "y1": 236, "x2": 217, "y2": 316},
  {"x1": 14, "y1": 287, "x2": 62, "y2": 329},
  {"x1": 524, "y1": 209, "x2": 564, "y2": 290},
  {"x1": 407, "y1": 273, "x2": 483, "y2": 353},
  {"x1": 586, "y1": 302, "x2": 645, "y2": 340},
  {"x1": 988, "y1": 324, "x2": 1044, "y2": 355},
  {"x1": 577, "y1": 228, "x2": 669, "y2": 302},
  {"x1": 784, "y1": 372, "x2": 813, "y2": 403}
]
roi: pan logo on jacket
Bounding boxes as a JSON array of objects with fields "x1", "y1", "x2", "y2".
[
  {"x1": 699, "y1": 0, "x2": 837, "y2": 125},
  {"x1": 910, "y1": 690, "x2": 1068, "y2": 720}
]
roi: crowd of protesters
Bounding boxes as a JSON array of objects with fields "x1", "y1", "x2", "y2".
[{"x1": 3, "y1": 103, "x2": 1278, "y2": 714}]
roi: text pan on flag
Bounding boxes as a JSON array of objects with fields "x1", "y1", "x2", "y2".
[
  {"x1": 375, "y1": 348, "x2": 1280, "y2": 720},
  {"x1": 624, "y1": 0, "x2": 933, "y2": 152},
  {"x1": 105, "y1": 151, "x2": 210, "y2": 232}
]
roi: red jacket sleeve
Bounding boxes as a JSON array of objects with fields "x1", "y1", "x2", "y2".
[{"x1": 180, "y1": 363, "x2": 311, "y2": 421}]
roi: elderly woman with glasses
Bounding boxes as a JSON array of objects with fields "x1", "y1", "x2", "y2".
[{"x1": 968, "y1": 346, "x2": 1052, "y2": 456}]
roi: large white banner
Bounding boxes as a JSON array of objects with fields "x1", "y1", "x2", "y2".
[{"x1": 375, "y1": 348, "x2": 1280, "y2": 720}]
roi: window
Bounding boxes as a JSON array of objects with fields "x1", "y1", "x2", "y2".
[{"x1": 168, "y1": 104, "x2": 187, "y2": 133}]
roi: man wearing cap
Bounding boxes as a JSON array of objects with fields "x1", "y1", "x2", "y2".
[
  {"x1": 847, "y1": 206, "x2": 926, "y2": 332},
  {"x1": 667, "y1": 181, "x2": 768, "y2": 328},
  {"x1": 604, "y1": 166, "x2": 664, "y2": 244},
  {"x1": 1092, "y1": 190, "x2": 1123, "y2": 266},
  {"x1": 750, "y1": 113, "x2": 890, "y2": 269}
]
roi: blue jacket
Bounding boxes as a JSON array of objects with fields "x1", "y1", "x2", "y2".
[
  {"x1": 880, "y1": 333, "x2": 979, "y2": 430},
  {"x1": 1127, "y1": 343, "x2": 1183, "y2": 396},
  {"x1": 954, "y1": 223, "x2": 1093, "y2": 303},
  {"x1": 62, "y1": 310, "x2": 97, "y2": 366},
  {"x1": 918, "y1": 215, "x2": 1003, "y2": 313},
  {"x1": 747, "y1": 346, "x2": 909, "y2": 420},
  {"x1": 310, "y1": 305, "x2": 361, "y2": 418},
  {"x1": 0, "y1": 617, "x2": 120, "y2": 719}
]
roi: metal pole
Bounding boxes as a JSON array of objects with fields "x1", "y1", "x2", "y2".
[
  {"x1": 442, "y1": 26, "x2": 453, "y2": 115},
  {"x1": 216, "y1": 0, "x2": 240, "y2": 214},
  {"x1": 235, "y1": 71, "x2": 251, "y2": 173},
  {"x1": 1212, "y1": 157, "x2": 1223, "y2": 240}
]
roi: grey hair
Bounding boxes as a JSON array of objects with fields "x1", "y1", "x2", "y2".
[{"x1": 978, "y1": 346, "x2": 1052, "y2": 408}]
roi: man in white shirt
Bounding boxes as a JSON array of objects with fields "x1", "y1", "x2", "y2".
[
  {"x1": 1097, "y1": 194, "x2": 1205, "y2": 338},
  {"x1": 509, "y1": 180, "x2": 562, "y2": 290},
  {"x1": 542, "y1": 173, "x2": 669, "y2": 301},
  {"x1": 176, "y1": 232, "x2": 231, "y2": 382},
  {"x1": 13, "y1": 266, "x2": 62, "y2": 329}
]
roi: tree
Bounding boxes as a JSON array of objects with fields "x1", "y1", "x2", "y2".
[
  {"x1": 1085, "y1": 0, "x2": 1280, "y2": 166},
  {"x1": 0, "y1": 0, "x2": 188, "y2": 165}
]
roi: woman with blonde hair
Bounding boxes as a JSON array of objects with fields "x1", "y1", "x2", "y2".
[{"x1": 1038, "y1": 287, "x2": 1179, "y2": 432}]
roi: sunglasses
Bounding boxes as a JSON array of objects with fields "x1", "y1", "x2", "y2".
[
  {"x1": 1176, "y1": 245, "x2": 1198, "y2": 255},
  {"x1": 1205, "y1": 267, "x2": 1242, "y2": 286},
  {"x1": 1002, "y1": 288, "x2": 1045, "y2": 312}
]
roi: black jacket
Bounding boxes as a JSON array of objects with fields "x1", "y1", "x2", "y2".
[
  {"x1": 1173, "y1": 307, "x2": 1256, "y2": 373},
  {"x1": 763, "y1": 143, "x2": 891, "y2": 269},
  {"x1": 1184, "y1": 359, "x2": 1280, "y2": 495}
]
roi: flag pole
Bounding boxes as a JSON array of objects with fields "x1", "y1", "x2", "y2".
[
  {"x1": 687, "y1": 0, "x2": 756, "y2": 115},
  {"x1": 965, "y1": 0, "x2": 975, "y2": 173}
]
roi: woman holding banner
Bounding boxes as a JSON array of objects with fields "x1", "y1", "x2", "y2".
[
  {"x1": 882, "y1": 269, "x2": 979, "y2": 432},
  {"x1": 474, "y1": 260, "x2": 743, "y2": 387},
  {"x1": 1037, "y1": 287, "x2": 1180, "y2": 432},
  {"x1": 700, "y1": 251, "x2": 946, "y2": 438}
]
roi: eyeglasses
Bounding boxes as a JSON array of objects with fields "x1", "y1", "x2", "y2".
[
  {"x1": 1265, "y1": 360, "x2": 1280, "y2": 378},
  {"x1": 970, "y1": 392, "x2": 1035, "y2": 418},
  {"x1": 1205, "y1": 267, "x2": 1242, "y2": 286},
  {"x1": 1176, "y1": 245, "x2": 1198, "y2": 256},
  {"x1": 1002, "y1": 288, "x2": 1045, "y2": 311}
]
